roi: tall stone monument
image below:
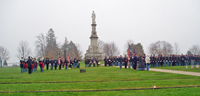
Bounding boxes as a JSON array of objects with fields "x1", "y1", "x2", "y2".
[{"x1": 85, "y1": 11, "x2": 105, "y2": 60}]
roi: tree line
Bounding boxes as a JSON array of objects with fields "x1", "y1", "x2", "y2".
[{"x1": 1, "y1": 30, "x2": 200, "y2": 66}]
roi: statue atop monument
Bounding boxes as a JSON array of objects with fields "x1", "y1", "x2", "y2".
[
  {"x1": 91, "y1": 11, "x2": 96, "y2": 24},
  {"x1": 85, "y1": 11, "x2": 104, "y2": 60}
]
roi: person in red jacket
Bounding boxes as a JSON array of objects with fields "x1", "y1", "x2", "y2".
[{"x1": 39, "y1": 58, "x2": 44, "y2": 72}]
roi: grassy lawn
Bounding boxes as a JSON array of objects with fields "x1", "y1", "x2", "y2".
[
  {"x1": 152, "y1": 65, "x2": 200, "y2": 72},
  {"x1": 0, "y1": 62, "x2": 200, "y2": 96}
]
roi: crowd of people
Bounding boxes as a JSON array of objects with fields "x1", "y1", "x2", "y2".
[
  {"x1": 20, "y1": 54, "x2": 200, "y2": 74},
  {"x1": 103, "y1": 53, "x2": 200, "y2": 71},
  {"x1": 20, "y1": 56, "x2": 81, "y2": 74}
]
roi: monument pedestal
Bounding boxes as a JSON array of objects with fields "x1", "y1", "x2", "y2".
[{"x1": 85, "y1": 11, "x2": 104, "y2": 60}]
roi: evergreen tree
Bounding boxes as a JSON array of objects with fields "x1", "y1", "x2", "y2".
[{"x1": 46, "y1": 28, "x2": 59, "y2": 59}]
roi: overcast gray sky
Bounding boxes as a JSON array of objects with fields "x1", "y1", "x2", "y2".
[{"x1": 0, "y1": 0, "x2": 200, "y2": 63}]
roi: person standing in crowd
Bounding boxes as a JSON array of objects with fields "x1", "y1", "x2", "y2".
[
  {"x1": 137, "y1": 55, "x2": 146, "y2": 70},
  {"x1": 77, "y1": 57, "x2": 80, "y2": 68},
  {"x1": 143, "y1": 54, "x2": 146, "y2": 67},
  {"x1": 85, "y1": 58, "x2": 89, "y2": 67},
  {"x1": 160, "y1": 54, "x2": 164, "y2": 67},
  {"x1": 104, "y1": 56, "x2": 108, "y2": 66},
  {"x1": 170, "y1": 54, "x2": 173, "y2": 66},
  {"x1": 31, "y1": 58, "x2": 34, "y2": 73},
  {"x1": 133, "y1": 53, "x2": 138, "y2": 69},
  {"x1": 163, "y1": 55, "x2": 166, "y2": 66},
  {"x1": 33, "y1": 58, "x2": 37, "y2": 71},
  {"x1": 174, "y1": 55, "x2": 177, "y2": 66},
  {"x1": 45, "y1": 58, "x2": 50, "y2": 70},
  {"x1": 27, "y1": 56, "x2": 32, "y2": 74},
  {"x1": 152, "y1": 54, "x2": 156, "y2": 67},
  {"x1": 108, "y1": 57, "x2": 112, "y2": 66},
  {"x1": 178, "y1": 55, "x2": 181, "y2": 66},
  {"x1": 54, "y1": 59, "x2": 58, "y2": 70},
  {"x1": 166, "y1": 55, "x2": 169, "y2": 66},
  {"x1": 156, "y1": 56, "x2": 159, "y2": 67},
  {"x1": 88, "y1": 57, "x2": 92, "y2": 67},
  {"x1": 129, "y1": 54, "x2": 134, "y2": 69},
  {"x1": 69, "y1": 59, "x2": 73, "y2": 69},
  {"x1": 59, "y1": 58, "x2": 63, "y2": 70},
  {"x1": 185, "y1": 55, "x2": 188, "y2": 66},
  {"x1": 191, "y1": 55, "x2": 195, "y2": 68},
  {"x1": 145, "y1": 55, "x2": 150, "y2": 71},
  {"x1": 110, "y1": 57, "x2": 113, "y2": 66},
  {"x1": 172, "y1": 55, "x2": 175, "y2": 66},
  {"x1": 25, "y1": 59, "x2": 28, "y2": 72},
  {"x1": 119, "y1": 55, "x2": 123, "y2": 69},
  {"x1": 74, "y1": 58, "x2": 77, "y2": 68},
  {"x1": 114, "y1": 56, "x2": 117, "y2": 66},
  {"x1": 96, "y1": 57, "x2": 99, "y2": 67},
  {"x1": 195, "y1": 55, "x2": 198, "y2": 65},
  {"x1": 50, "y1": 59, "x2": 54, "y2": 70},
  {"x1": 64, "y1": 58, "x2": 68, "y2": 69},
  {"x1": 39, "y1": 58, "x2": 44, "y2": 72},
  {"x1": 150, "y1": 55, "x2": 153, "y2": 68},
  {"x1": 92, "y1": 57, "x2": 96, "y2": 67},
  {"x1": 35, "y1": 58, "x2": 38, "y2": 71},
  {"x1": 124, "y1": 55, "x2": 128, "y2": 69},
  {"x1": 20, "y1": 57, "x2": 24, "y2": 73},
  {"x1": 181, "y1": 54, "x2": 185, "y2": 66}
]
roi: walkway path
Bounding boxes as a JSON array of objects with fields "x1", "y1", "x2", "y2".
[
  {"x1": 150, "y1": 68, "x2": 200, "y2": 77},
  {"x1": 111, "y1": 65, "x2": 200, "y2": 77}
]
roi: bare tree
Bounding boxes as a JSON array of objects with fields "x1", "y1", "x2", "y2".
[
  {"x1": 0, "y1": 46, "x2": 10, "y2": 62},
  {"x1": 162, "y1": 41, "x2": 173, "y2": 55},
  {"x1": 148, "y1": 43, "x2": 158, "y2": 55},
  {"x1": 103, "y1": 42, "x2": 120, "y2": 57},
  {"x1": 75, "y1": 43, "x2": 83, "y2": 59},
  {"x1": 35, "y1": 33, "x2": 47, "y2": 58},
  {"x1": 124, "y1": 39, "x2": 134, "y2": 50},
  {"x1": 174, "y1": 43, "x2": 180, "y2": 55},
  {"x1": 16, "y1": 41, "x2": 32, "y2": 59},
  {"x1": 148, "y1": 41, "x2": 173, "y2": 55},
  {"x1": 190, "y1": 45, "x2": 199, "y2": 55}
]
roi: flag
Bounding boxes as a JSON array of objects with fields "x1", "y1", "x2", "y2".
[
  {"x1": 68, "y1": 54, "x2": 70, "y2": 65},
  {"x1": 153, "y1": 85, "x2": 157, "y2": 89},
  {"x1": 186, "y1": 65, "x2": 188, "y2": 69}
]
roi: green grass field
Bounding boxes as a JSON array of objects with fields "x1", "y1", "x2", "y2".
[
  {"x1": 152, "y1": 65, "x2": 200, "y2": 72},
  {"x1": 0, "y1": 62, "x2": 200, "y2": 96}
]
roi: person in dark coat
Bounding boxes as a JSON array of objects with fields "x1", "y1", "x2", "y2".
[
  {"x1": 27, "y1": 56, "x2": 32, "y2": 74},
  {"x1": 54, "y1": 59, "x2": 58, "y2": 70},
  {"x1": 124, "y1": 55, "x2": 128, "y2": 69},
  {"x1": 50, "y1": 59, "x2": 54, "y2": 70},
  {"x1": 64, "y1": 58, "x2": 68, "y2": 69},
  {"x1": 59, "y1": 58, "x2": 63, "y2": 70},
  {"x1": 119, "y1": 55, "x2": 124, "y2": 69},
  {"x1": 137, "y1": 55, "x2": 146, "y2": 70},
  {"x1": 104, "y1": 57, "x2": 108, "y2": 67},
  {"x1": 20, "y1": 57, "x2": 24, "y2": 73},
  {"x1": 39, "y1": 58, "x2": 44, "y2": 72},
  {"x1": 133, "y1": 53, "x2": 138, "y2": 69},
  {"x1": 45, "y1": 58, "x2": 50, "y2": 70},
  {"x1": 108, "y1": 57, "x2": 112, "y2": 66},
  {"x1": 160, "y1": 54, "x2": 164, "y2": 67}
]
